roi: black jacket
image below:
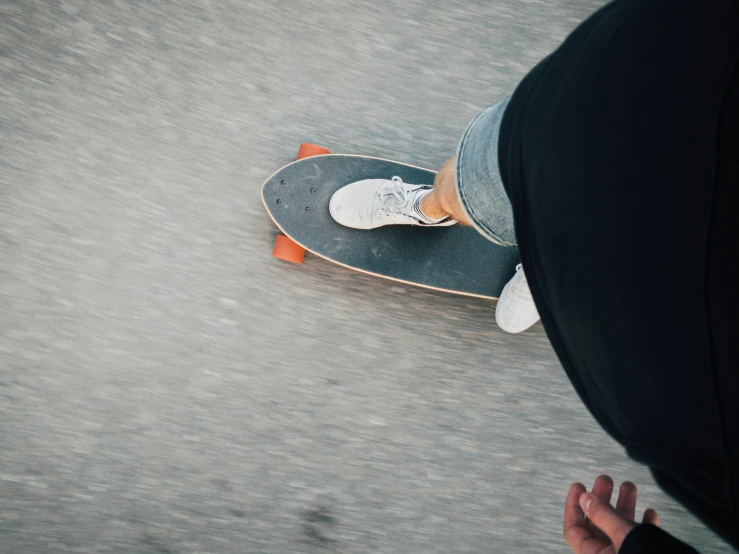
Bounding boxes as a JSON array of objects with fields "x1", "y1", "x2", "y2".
[{"x1": 499, "y1": 0, "x2": 739, "y2": 551}]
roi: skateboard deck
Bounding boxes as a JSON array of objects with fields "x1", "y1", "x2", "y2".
[{"x1": 262, "y1": 151, "x2": 520, "y2": 299}]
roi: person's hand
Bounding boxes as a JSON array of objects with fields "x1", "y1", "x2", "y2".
[{"x1": 564, "y1": 475, "x2": 660, "y2": 554}]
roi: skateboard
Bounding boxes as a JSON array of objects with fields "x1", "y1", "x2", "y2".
[{"x1": 262, "y1": 143, "x2": 520, "y2": 299}]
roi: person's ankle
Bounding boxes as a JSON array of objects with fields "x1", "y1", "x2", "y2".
[{"x1": 419, "y1": 190, "x2": 449, "y2": 221}]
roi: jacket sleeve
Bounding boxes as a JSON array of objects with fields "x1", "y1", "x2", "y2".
[{"x1": 621, "y1": 524, "x2": 700, "y2": 554}]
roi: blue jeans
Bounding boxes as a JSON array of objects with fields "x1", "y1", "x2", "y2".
[{"x1": 454, "y1": 95, "x2": 516, "y2": 247}]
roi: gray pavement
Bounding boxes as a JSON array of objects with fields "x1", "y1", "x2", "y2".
[{"x1": 0, "y1": 1, "x2": 731, "y2": 552}]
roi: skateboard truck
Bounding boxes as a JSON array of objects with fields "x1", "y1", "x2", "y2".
[{"x1": 271, "y1": 143, "x2": 331, "y2": 264}]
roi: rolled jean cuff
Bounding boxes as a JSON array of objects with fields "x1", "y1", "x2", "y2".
[{"x1": 454, "y1": 95, "x2": 517, "y2": 247}]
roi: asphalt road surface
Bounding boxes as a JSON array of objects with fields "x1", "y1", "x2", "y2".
[{"x1": 0, "y1": 1, "x2": 732, "y2": 552}]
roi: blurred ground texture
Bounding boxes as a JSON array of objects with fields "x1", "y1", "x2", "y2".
[{"x1": 0, "y1": 1, "x2": 731, "y2": 552}]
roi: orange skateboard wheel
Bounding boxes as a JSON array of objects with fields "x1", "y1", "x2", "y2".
[
  {"x1": 296, "y1": 143, "x2": 331, "y2": 159},
  {"x1": 272, "y1": 234, "x2": 306, "y2": 264}
]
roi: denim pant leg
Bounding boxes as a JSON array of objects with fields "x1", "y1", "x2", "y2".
[{"x1": 454, "y1": 95, "x2": 517, "y2": 247}]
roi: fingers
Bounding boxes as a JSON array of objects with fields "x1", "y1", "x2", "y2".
[
  {"x1": 565, "y1": 482, "x2": 588, "y2": 527},
  {"x1": 564, "y1": 477, "x2": 659, "y2": 554},
  {"x1": 591, "y1": 475, "x2": 614, "y2": 505},
  {"x1": 564, "y1": 482, "x2": 590, "y2": 549},
  {"x1": 615, "y1": 481, "x2": 637, "y2": 521},
  {"x1": 642, "y1": 508, "x2": 660, "y2": 527},
  {"x1": 580, "y1": 492, "x2": 636, "y2": 552},
  {"x1": 587, "y1": 475, "x2": 614, "y2": 541}
]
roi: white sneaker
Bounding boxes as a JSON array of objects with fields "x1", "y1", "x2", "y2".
[
  {"x1": 329, "y1": 176, "x2": 457, "y2": 229},
  {"x1": 496, "y1": 263, "x2": 540, "y2": 333}
]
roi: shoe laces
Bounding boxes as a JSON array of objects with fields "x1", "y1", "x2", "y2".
[{"x1": 376, "y1": 176, "x2": 413, "y2": 214}]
